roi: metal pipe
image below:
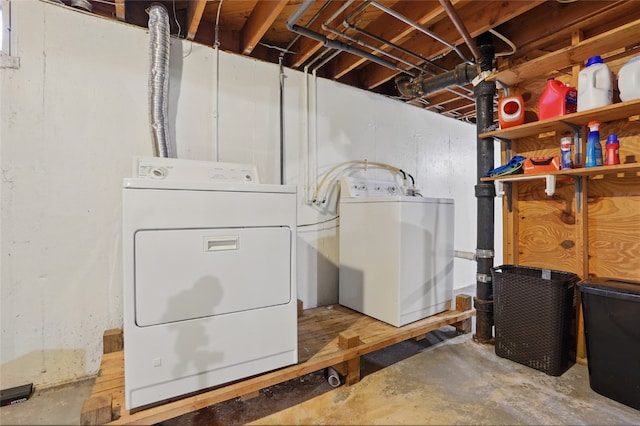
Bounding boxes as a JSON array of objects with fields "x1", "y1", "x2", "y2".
[
  {"x1": 438, "y1": 0, "x2": 483, "y2": 64},
  {"x1": 341, "y1": 20, "x2": 475, "y2": 101},
  {"x1": 472, "y1": 32, "x2": 496, "y2": 344},
  {"x1": 395, "y1": 63, "x2": 477, "y2": 98},
  {"x1": 148, "y1": 3, "x2": 174, "y2": 158},
  {"x1": 369, "y1": 0, "x2": 472, "y2": 64},
  {"x1": 286, "y1": 2, "x2": 408, "y2": 75}
]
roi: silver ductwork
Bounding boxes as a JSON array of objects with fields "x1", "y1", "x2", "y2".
[{"x1": 148, "y1": 3, "x2": 174, "y2": 158}]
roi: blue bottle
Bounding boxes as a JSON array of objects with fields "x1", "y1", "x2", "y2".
[{"x1": 585, "y1": 121, "x2": 603, "y2": 167}]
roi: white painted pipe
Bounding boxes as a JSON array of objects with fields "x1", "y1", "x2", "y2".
[{"x1": 327, "y1": 367, "x2": 341, "y2": 388}]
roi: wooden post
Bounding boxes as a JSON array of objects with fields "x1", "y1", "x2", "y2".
[
  {"x1": 453, "y1": 294, "x2": 473, "y2": 334},
  {"x1": 80, "y1": 394, "x2": 112, "y2": 425},
  {"x1": 103, "y1": 329, "x2": 123, "y2": 354},
  {"x1": 338, "y1": 330, "x2": 361, "y2": 386}
]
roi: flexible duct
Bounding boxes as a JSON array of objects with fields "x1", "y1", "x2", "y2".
[{"x1": 148, "y1": 3, "x2": 174, "y2": 158}]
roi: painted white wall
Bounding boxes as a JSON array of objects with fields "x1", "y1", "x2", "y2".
[{"x1": 0, "y1": 0, "x2": 498, "y2": 389}]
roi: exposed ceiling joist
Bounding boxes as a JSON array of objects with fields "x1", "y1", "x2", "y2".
[
  {"x1": 242, "y1": 0, "x2": 289, "y2": 55},
  {"x1": 187, "y1": 0, "x2": 207, "y2": 41}
]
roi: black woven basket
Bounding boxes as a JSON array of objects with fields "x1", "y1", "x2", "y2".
[{"x1": 492, "y1": 265, "x2": 579, "y2": 376}]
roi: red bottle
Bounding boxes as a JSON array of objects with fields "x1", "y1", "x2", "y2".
[
  {"x1": 605, "y1": 134, "x2": 620, "y2": 165},
  {"x1": 539, "y1": 78, "x2": 577, "y2": 121}
]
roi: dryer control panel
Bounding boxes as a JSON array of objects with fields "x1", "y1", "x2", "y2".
[
  {"x1": 134, "y1": 157, "x2": 260, "y2": 184},
  {"x1": 340, "y1": 177, "x2": 402, "y2": 198}
]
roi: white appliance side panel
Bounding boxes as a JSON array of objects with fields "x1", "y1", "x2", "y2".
[
  {"x1": 135, "y1": 227, "x2": 292, "y2": 326},
  {"x1": 339, "y1": 202, "x2": 401, "y2": 325},
  {"x1": 398, "y1": 201, "x2": 455, "y2": 325}
]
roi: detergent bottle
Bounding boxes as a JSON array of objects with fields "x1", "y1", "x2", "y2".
[
  {"x1": 585, "y1": 121, "x2": 603, "y2": 168},
  {"x1": 618, "y1": 56, "x2": 640, "y2": 101},
  {"x1": 604, "y1": 134, "x2": 620, "y2": 165},
  {"x1": 577, "y1": 55, "x2": 613, "y2": 112},
  {"x1": 538, "y1": 78, "x2": 577, "y2": 120}
]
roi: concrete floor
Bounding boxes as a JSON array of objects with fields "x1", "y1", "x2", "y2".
[{"x1": 2, "y1": 329, "x2": 639, "y2": 426}]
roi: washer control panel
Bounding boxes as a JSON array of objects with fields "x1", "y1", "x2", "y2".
[
  {"x1": 135, "y1": 157, "x2": 260, "y2": 184},
  {"x1": 340, "y1": 177, "x2": 402, "y2": 198}
]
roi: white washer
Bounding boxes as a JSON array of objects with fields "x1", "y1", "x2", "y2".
[
  {"x1": 339, "y1": 177, "x2": 454, "y2": 327},
  {"x1": 123, "y1": 158, "x2": 297, "y2": 409}
]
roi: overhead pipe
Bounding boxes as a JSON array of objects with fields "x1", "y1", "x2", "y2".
[
  {"x1": 148, "y1": 3, "x2": 174, "y2": 158},
  {"x1": 369, "y1": 0, "x2": 472, "y2": 65},
  {"x1": 394, "y1": 63, "x2": 478, "y2": 99},
  {"x1": 438, "y1": 0, "x2": 484, "y2": 65},
  {"x1": 473, "y1": 32, "x2": 496, "y2": 344},
  {"x1": 286, "y1": 0, "x2": 410, "y2": 75}
]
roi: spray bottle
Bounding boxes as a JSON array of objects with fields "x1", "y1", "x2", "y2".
[{"x1": 585, "y1": 121, "x2": 603, "y2": 168}]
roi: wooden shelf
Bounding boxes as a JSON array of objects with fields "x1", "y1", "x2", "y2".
[
  {"x1": 481, "y1": 163, "x2": 640, "y2": 182},
  {"x1": 487, "y1": 18, "x2": 640, "y2": 86},
  {"x1": 479, "y1": 98, "x2": 640, "y2": 140}
]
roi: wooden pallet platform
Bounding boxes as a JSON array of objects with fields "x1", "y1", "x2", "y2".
[{"x1": 81, "y1": 295, "x2": 474, "y2": 425}]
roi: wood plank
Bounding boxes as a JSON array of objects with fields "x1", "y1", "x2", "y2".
[
  {"x1": 80, "y1": 394, "x2": 112, "y2": 425},
  {"x1": 114, "y1": 0, "x2": 125, "y2": 21},
  {"x1": 453, "y1": 294, "x2": 473, "y2": 333},
  {"x1": 330, "y1": 0, "x2": 465, "y2": 79},
  {"x1": 103, "y1": 328, "x2": 123, "y2": 354},
  {"x1": 186, "y1": 0, "x2": 207, "y2": 41},
  {"x1": 241, "y1": 0, "x2": 288, "y2": 55},
  {"x1": 101, "y1": 306, "x2": 473, "y2": 425},
  {"x1": 360, "y1": 0, "x2": 543, "y2": 89},
  {"x1": 289, "y1": 2, "x2": 355, "y2": 69},
  {"x1": 480, "y1": 98, "x2": 640, "y2": 140},
  {"x1": 338, "y1": 330, "x2": 361, "y2": 386},
  {"x1": 490, "y1": 18, "x2": 640, "y2": 86}
]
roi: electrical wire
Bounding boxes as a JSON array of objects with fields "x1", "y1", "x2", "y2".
[
  {"x1": 171, "y1": 0, "x2": 181, "y2": 38},
  {"x1": 489, "y1": 28, "x2": 516, "y2": 58},
  {"x1": 214, "y1": 0, "x2": 224, "y2": 47},
  {"x1": 297, "y1": 216, "x2": 339, "y2": 228}
]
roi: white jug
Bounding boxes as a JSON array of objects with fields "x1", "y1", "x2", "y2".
[
  {"x1": 577, "y1": 55, "x2": 613, "y2": 112},
  {"x1": 619, "y1": 56, "x2": 640, "y2": 102}
]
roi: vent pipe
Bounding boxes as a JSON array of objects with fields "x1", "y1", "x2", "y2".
[
  {"x1": 148, "y1": 3, "x2": 174, "y2": 158},
  {"x1": 395, "y1": 63, "x2": 477, "y2": 98},
  {"x1": 473, "y1": 32, "x2": 496, "y2": 344}
]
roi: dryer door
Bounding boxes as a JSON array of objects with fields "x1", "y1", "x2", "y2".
[{"x1": 134, "y1": 226, "x2": 292, "y2": 327}]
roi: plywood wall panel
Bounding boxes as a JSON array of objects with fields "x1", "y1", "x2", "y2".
[
  {"x1": 516, "y1": 181, "x2": 580, "y2": 274},
  {"x1": 588, "y1": 177, "x2": 640, "y2": 280}
]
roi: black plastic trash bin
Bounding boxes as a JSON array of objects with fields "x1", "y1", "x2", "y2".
[
  {"x1": 578, "y1": 277, "x2": 640, "y2": 411},
  {"x1": 492, "y1": 265, "x2": 579, "y2": 376}
]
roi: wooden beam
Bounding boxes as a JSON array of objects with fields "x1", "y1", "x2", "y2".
[
  {"x1": 114, "y1": 0, "x2": 125, "y2": 21},
  {"x1": 80, "y1": 394, "x2": 113, "y2": 425},
  {"x1": 338, "y1": 331, "x2": 361, "y2": 386},
  {"x1": 288, "y1": 2, "x2": 353, "y2": 69},
  {"x1": 490, "y1": 18, "x2": 640, "y2": 86},
  {"x1": 241, "y1": 0, "x2": 288, "y2": 55},
  {"x1": 330, "y1": 0, "x2": 463, "y2": 79},
  {"x1": 186, "y1": 0, "x2": 207, "y2": 41},
  {"x1": 453, "y1": 294, "x2": 473, "y2": 334},
  {"x1": 359, "y1": 0, "x2": 544, "y2": 90},
  {"x1": 103, "y1": 329, "x2": 123, "y2": 354}
]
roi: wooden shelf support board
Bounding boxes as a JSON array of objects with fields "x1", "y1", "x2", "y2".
[{"x1": 82, "y1": 295, "x2": 474, "y2": 425}]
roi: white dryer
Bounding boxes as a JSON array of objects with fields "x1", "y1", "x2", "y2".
[
  {"x1": 122, "y1": 158, "x2": 297, "y2": 409},
  {"x1": 339, "y1": 177, "x2": 454, "y2": 327}
]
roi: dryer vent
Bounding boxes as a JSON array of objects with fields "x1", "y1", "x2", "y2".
[{"x1": 148, "y1": 3, "x2": 174, "y2": 158}]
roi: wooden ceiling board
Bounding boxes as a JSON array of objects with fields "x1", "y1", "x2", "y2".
[{"x1": 59, "y1": 0, "x2": 640, "y2": 122}]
